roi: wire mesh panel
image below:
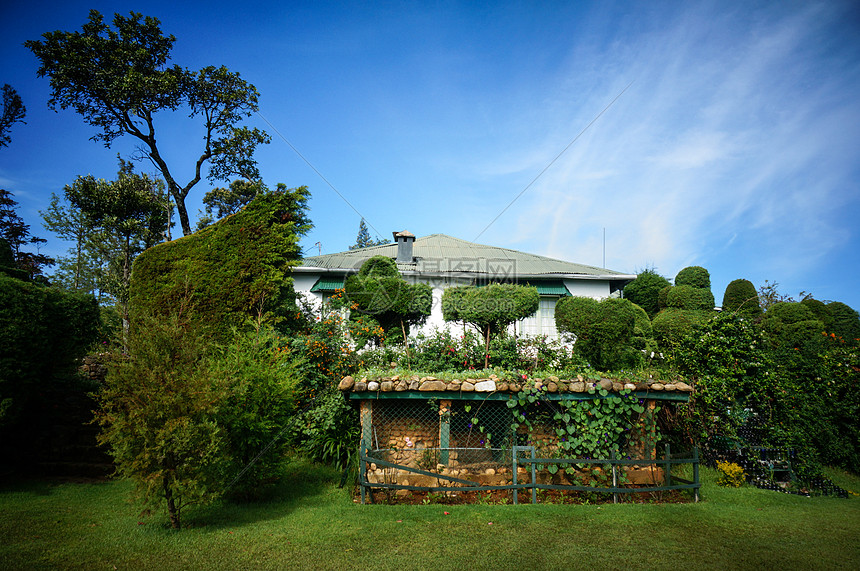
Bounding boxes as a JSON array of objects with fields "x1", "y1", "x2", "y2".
[{"x1": 358, "y1": 395, "x2": 699, "y2": 503}]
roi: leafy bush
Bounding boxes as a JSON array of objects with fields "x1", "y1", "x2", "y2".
[
  {"x1": 826, "y1": 301, "x2": 860, "y2": 341},
  {"x1": 674, "y1": 266, "x2": 711, "y2": 290},
  {"x1": 666, "y1": 284, "x2": 714, "y2": 311},
  {"x1": 442, "y1": 283, "x2": 539, "y2": 368},
  {"x1": 213, "y1": 325, "x2": 301, "y2": 500},
  {"x1": 650, "y1": 308, "x2": 711, "y2": 349},
  {"x1": 95, "y1": 311, "x2": 229, "y2": 529},
  {"x1": 0, "y1": 275, "x2": 100, "y2": 465},
  {"x1": 623, "y1": 269, "x2": 671, "y2": 318},
  {"x1": 555, "y1": 296, "x2": 643, "y2": 371},
  {"x1": 129, "y1": 185, "x2": 311, "y2": 342},
  {"x1": 657, "y1": 285, "x2": 672, "y2": 310},
  {"x1": 344, "y1": 256, "x2": 432, "y2": 346},
  {"x1": 722, "y1": 279, "x2": 762, "y2": 317},
  {"x1": 286, "y1": 389, "x2": 359, "y2": 472}
]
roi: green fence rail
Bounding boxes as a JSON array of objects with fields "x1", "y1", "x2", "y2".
[{"x1": 359, "y1": 445, "x2": 700, "y2": 504}]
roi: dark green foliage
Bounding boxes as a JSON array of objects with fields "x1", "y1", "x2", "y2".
[
  {"x1": 657, "y1": 285, "x2": 672, "y2": 310},
  {"x1": 554, "y1": 296, "x2": 643, "y2": 371},
  {"x1": 651, "y1": 307, "x2": 711, "y2": 348},
  {"x1": 630, "y1": 302, "x2": 656, "y2": 353},
  {"x1": 1, "y1": 84, "x2": 26, "y2": 148},
  {"x1": 129, "y1": 185, "x2": 311, "y2": 341},
  {"x1": 673, "y1": 313, "x2": 772, "y2": 440},
  {"x1": 623, "y1": 269, "x2": 671, "y2": 318},
  {"x1": 760, "y1": 302, "x2": 824, "y2": 356},
  {"x1": 722, "y1": 279, "x2": 762, "y2": 317},
  {"x1": 213, "y1": 325, "x2": 300, "y2": 500},
  {"x1": 287, "y1": 389, "x2": 359, "y2": 471},
  {"x1": 666, "y1": 284, "x2": 715, "y2": 310},
  {"x1": 0, "y1": 276, "x2": 100, "y2": 432},
  {"x1": 95, "y1": 311, "x2": 228, "y2": 529},
  {"x1": 674, "y1": 266, "x2": 711, "y2": 290},
  {"x1": 800, "y1": 298, "x2": 829, "y2": 325},
  {"x1": 0, "y1": 189, "x2": 54, "y2": 279},
  {"x1": 345, "y1": 256, "x2": 432, "y2": 345},
  {"x1": 826, "y1": 302, "x2": 860, "y2": 341},
  {"x1": 442, "y1": 283, "x2": 539, "y2": 368}
]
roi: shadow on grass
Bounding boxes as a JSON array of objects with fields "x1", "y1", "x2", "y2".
[{"x1": 182, "y1": 456, "x2": 350, "y2": 531}]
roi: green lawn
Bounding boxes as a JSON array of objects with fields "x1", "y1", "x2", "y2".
[{"x1": 1, "y1": 461, "x2": 858, "y2": 570}]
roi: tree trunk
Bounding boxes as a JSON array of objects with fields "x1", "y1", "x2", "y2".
[
  {"x1": 164, "y1": 476, "x2": 181, "y2": 529},
  {"x1": 483, "y1": 326, "x2": 491, "y2": 369}
]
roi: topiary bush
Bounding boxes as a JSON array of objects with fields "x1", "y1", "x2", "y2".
[
  {"x1": 344, "y1": 256, "x2": 432, "y2": 346},
  {"x1": 554, "y1": 296, "x2": 643, "y2": 371},
  {"x1": 666, "y1": 284, "x2": 714, "y2": 311},
  {"x1": 722, "y1": 278, "x2": 762, "y2": 317},
  {"x1": 651, "y1": 307, "x2": 711, "y2": 349},
  {"x1": 825, "y1": 302, "x2": 860, "y2": 341},
  {"x1": 623, "y1": 269, "x2": 671, "y2": 318},
  {"x1": 128, "y1": 185, "x2": 311, "y2": 341},
  {"x1": 674, "y1": 266, "x2": 711, "y2": 290}
]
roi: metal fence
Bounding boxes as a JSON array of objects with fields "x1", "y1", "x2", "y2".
[{"x1": 358, "y1": 396, "x2": 700, "y2": 504}]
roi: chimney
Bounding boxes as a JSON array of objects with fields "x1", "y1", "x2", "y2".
[{"x1": 393, "y1": 230, "x2": 415, "y2": 264}]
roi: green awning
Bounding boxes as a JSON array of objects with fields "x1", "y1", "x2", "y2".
[
  {"x1": 533, "y1": 281, "x2": 571, "y2": 296},
  {"x1": 473, "y1": 280, "x2": 571, "y2": 296},
  {"x1": 310, "y1": 277, "x2": 345, "y2": 292}
]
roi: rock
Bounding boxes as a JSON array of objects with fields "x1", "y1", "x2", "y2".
[
  {"x1": 634, "y1": 382, "x2": 650, "y2": 391},
  {"x1": 448, "y1": 379, "x2": 462, "y2": 388},
  {"x1": 549, "y1": 375, "x2": 559, "y2": 383},
  {"x1": 497, "y1": 382, "x2": 509, "y2": 392},
  {"x1": 651, "y1": 383, "x2": 664, "y2": 390},
  {"x1": 391, "y1": 375, "x2": 400, "y2": 381},
  {"x1": 367, "y1": 381, "x2": 380, "y2": 391},
  {"x1": 509, "y1": 383, "x2": 521, "y2": 392},
  {"x1": 354, "y1": 381, "x2": 367, "y2": 392},
  {"x1": 611, "y1": 382, "x2": 623, "y2": 392},
  {"x1": 420, "y1": 376, "x2": 437, "y2": 382},
  {"x1": 461, "y1": 382, "x2": 475, "y2": 392},
  {"x1": 419, "y1": 380, "x2": 447, "y2": 391},
  {"x1": 338, "y1": 376, "x2": 354, "y2": 391},
  {"x1": 664, "y1": 383, "x2": 676, "y2": 391},
  {"x1": 676, "y1": 381, "x2": 693, "y2": 392},
  {"x1": 446, "y1": 383, "x2": 458, "y2": 391},
  {"x1": 390, "y1": 362, "x2": 398, "y2": 369},
  {"x1": 547, "y1": 382, "x2": 558, "y2": 393},
  {"x1": 570, "y1": 381, "x2": 585, "y2": 392},
  {"x1": 598, "y1": 379, "x2": 613, "y2": 391},
  {"x1": 408, "y1": 380, "x2": 420, "y2": 390},
  {"x1": 475, "y1": 380, "x2": 496, "y2": 392},
  {"x1": 557, "y1": 381, "x2": 568, "y2": 392},
  {"x1": 380, "y1": 381, "x2": 394, "y2": 392},
  {"x1": 395, "y1": 380, "x2": 407, "y2": 391},
  {"x1": 485, "y1": 468, "x2": 496, "y2": 475},
  {"x1": 624, "y1": 383, "x2": 637, "y2": 391}
]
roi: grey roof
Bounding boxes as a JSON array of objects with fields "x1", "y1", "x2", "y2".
[{"x1": 299, "y1": 234, "x2": 634, "y2": 281}]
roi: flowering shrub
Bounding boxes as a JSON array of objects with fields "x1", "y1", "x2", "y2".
[{"x1": 716, "y1": 461, "x2": 746, "y2": 487}]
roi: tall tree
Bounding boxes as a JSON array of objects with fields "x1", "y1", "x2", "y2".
[
  {"x1": 349, "y1": 218, "x2": 387, "y2": 250},
  {"x1": 66, "y1": 160, "x2": 170, "y2": 339},
  {"x1": 623, "y1": 268, "x2": 671, "y2": 319},
  {"x1": 26, "y1": 10, "x2": 270, "y2": 236},
  {"x1": 0, "y1": 85, "x2": 26, "y2": 148},
  {"x1": 41, "y1": 193, "x2": 106, "y2": 296},
  {"x1": 0, "y1": 189, "x2": 53, "y2": 279}
]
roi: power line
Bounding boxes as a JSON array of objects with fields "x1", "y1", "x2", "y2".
[
  {"x1": 256, "y1": 111, "x2": 386, "y2": 242},
  {"x1": 473, "y1": 80, "x2": 634, "y2": 242}
]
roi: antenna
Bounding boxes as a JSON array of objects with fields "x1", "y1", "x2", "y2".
[{"x1": 603, "y1": 227, "x2": 606, "y2": 268}]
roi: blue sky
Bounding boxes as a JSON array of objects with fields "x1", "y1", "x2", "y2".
[{"x1": 2, "y1": 1, "x2": 859, "y2": 310}]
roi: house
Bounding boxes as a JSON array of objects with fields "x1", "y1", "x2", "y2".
[{"x1": 293, "y1": 231, "x2": 636, "y2": 339}]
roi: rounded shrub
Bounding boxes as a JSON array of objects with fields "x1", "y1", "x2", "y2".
[
  {"x1": 675, "y1": 266, "x2": 711, "y2": 290},
  {"x1": 722, "y1": 278, "x2": 762, "y2": 317},
  {"x1": 825, "y1": 301, "x2": 860, "y2": 341},
  {"x1": 657, "y1": 285, "x2": 673, "y2": 310},
  {"x1": 555, "y1": 296, "x2": 642, "y2": 371},
  {"x1": 652, "y1": 307, "x2": 710, "y2": 347},
  {"x1": 667, "y1": 284, "x2": 714, "y2": 310},
  {"x1": 623, "y1": 269, "x2": 671, "y2": 318}
]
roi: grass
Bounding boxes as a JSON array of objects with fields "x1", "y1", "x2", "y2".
[{"x1": 1, "y1": 460, "x2": 859, "y2": 570}]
